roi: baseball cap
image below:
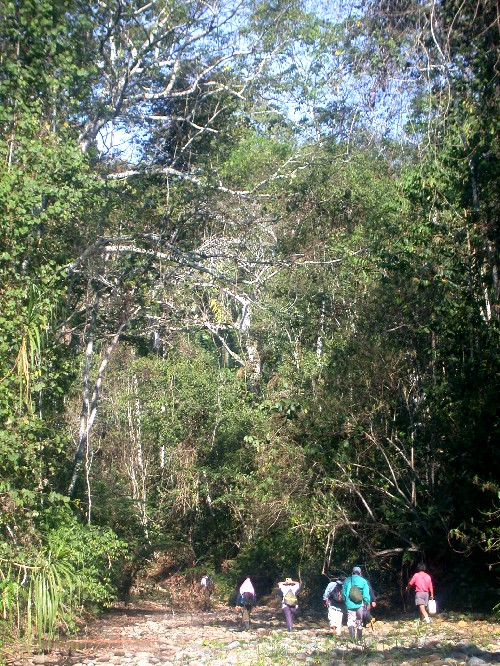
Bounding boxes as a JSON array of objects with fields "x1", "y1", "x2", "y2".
[{"x1": 352, "y1": 566, "x2": 361, "y2": 574}]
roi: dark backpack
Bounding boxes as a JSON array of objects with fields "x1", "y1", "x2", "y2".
[
  {"x1": 329, "y1": 582, "x2": 343, "y2": 604},
  {"x1": 241, "y1": 591, "x2": 255, "y2": 607}
]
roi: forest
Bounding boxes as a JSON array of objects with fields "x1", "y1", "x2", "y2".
[{"x1": 0, "y1": 0, "x2": 499, "y2": 650}]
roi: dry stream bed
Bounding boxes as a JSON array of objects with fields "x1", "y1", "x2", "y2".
[{"x1": 3, "y1": 601, "x2": 499, "y2": 666}]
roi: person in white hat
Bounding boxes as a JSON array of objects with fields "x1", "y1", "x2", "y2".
[{"x1": 277, "y1": 576, "x2": 301, "y2": 632}]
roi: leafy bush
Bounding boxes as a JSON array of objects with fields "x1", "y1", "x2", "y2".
[
  {"x1": 0, "y1": 501, "x2": 129, "y2": 649},
  {"x1": 40, "y1": 504, "x2": 130, "y2": 610}
]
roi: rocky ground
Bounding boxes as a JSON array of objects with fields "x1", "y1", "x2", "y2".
[{"x1": 3, "y1": 601, "x2": 499, "y2": 666}]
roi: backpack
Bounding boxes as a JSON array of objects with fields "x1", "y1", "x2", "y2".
[
  {"x1": 201, "y1": 575, "x2": 215, "y2": 592},
  {"x1": 283, "y1": 588, "x2": 298, "y2": 607},
  {"x1": 329, "y1": 582, "x2": 343, "y2": 604},
  {"x1": 241, "y1": 591, "x2": 255, "y2": 607},
  {"x1": 348, "y1": 579, "x2": 363, "y2": 604}
]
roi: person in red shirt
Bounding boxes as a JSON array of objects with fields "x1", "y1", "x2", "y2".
[{"x1": 406, "y1": 563, "x2": 435, "y2": 623}]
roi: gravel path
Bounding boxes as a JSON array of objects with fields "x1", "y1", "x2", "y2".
[{"x1": 4, "y1": 602, "x2": 500, "y2": 666}]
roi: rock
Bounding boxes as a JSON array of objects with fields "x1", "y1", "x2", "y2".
[
  {"x1": 456, "y1": 643, "x2": 482, "y2": 656},
  {"x1": 467, "y1": 659, "x2": 487, "y2": 665}
]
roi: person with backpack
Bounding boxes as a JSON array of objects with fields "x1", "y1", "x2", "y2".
[
  {"x1": 322, "y1": 575, "x2": 346, "y2": 636},
  {"x1": 278, "y1": 577, "x2": 301, "y2": 632},
  {"x1": 237, "y1": 577, "x2": 256, "y2": 630},
  {"x1": 200, "y1": 574, "x2": 215, "y2": 610},
  {"x1": 342, "y1": 566, "x2": 371, "y2": 641},
  {"x1": 406, "y1": 563, "x2": 434, "y2": 624},
  {"x1": 353, "y1": 567, "x2": 377, "y2": 629}
]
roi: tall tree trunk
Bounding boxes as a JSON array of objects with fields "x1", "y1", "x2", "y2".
[
  {"x1": 126, "y1": 371, "x2": 150, "y2": 540},
  {"x1": 67, "y1": 296, "x2": 128, "y2": 497}
]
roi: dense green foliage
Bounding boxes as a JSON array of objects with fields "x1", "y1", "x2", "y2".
[{"x1": 0, "y1": 0, "x2": 498, "y2": 651}]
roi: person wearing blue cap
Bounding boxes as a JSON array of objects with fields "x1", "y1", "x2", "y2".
[{"x1": 342, "y1": 566, "x2": 371, "y2": 641}]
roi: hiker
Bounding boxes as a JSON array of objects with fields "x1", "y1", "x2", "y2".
[
  {"x1": 322, "y1": 575, "x2": 346, "y2": 636},
  {"x1": 278, "y1": 577, "x2": 301, "y2": 632},
  {"x1": 200, "y1": 574, "x2": 215, "y2": 610},
  {"x1": 354, "y1": 567, "x2": 377, "y2": 629},
  {"x1": 342, "y1": 566, "x2": 371, "y2": 641},
  {"x1": 406, "y1": 562, "x2": 434, "y2": 624},
  {"x1": 237, "y1": 577, "x2": 256, "y2": 630}
]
